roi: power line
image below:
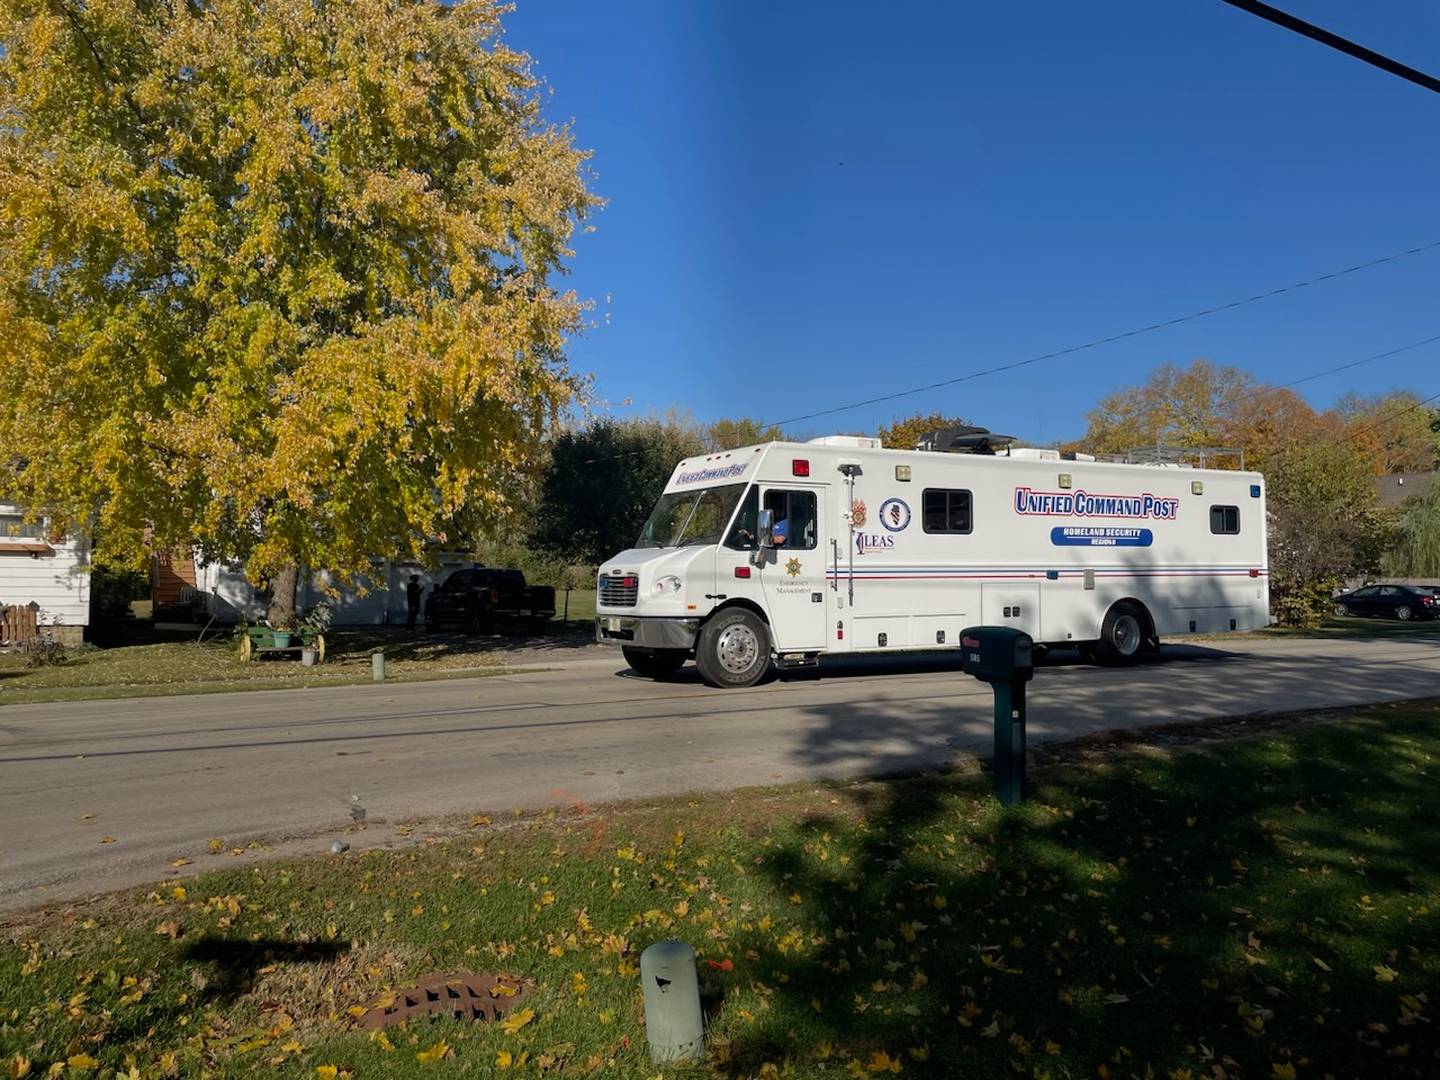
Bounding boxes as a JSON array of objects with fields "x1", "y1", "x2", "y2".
[
  {"x1": 1219, "y1": 0, "x2": 1440, "y2": 95},
  {"x1": 572, "y1": 332, "x2": 1440, "y2": 474},
  {"x1": 763, "y1": 238, "x2": 1440, "y2": 430},
  {"x1": 1275, "y1": 333, "x2": 1440, "y2": 392}
]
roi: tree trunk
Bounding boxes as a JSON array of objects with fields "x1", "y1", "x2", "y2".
[{"x1": 267, "y1": 565, "x2": 301, "y2": 630}]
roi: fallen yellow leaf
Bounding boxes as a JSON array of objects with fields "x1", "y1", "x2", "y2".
[
  {"x1": 65, "y1": 1055, "x2": 99, "y2": 1072},
  {"x1": 499, "y1": 1007, "x2": 535, "y2": 1035},
  {"x1": 8, "y1": 1054, "x2": 32, "y2": 1079},
  {"x1": 866, "y1": 1050, "x2": 902, "y2": 1073},
  {"x1": 315, "y1": 1068, "x2": 338, "y2": 1080},
  {"x1": 415, "y1": 1041, "x2": 452, "y2": 1065}
]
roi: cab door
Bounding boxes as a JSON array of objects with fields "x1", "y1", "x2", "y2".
[{"x1": 757, "y1": 486, "x2": 828, "y2": 651}]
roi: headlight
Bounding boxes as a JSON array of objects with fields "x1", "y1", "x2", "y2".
[{"x1": 652, "y1": 575, "x2": 683, "y2": 596}]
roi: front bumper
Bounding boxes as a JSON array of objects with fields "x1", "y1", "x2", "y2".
[{"x1": 595, "y1": 615, "x2": 700, "y2": 650}]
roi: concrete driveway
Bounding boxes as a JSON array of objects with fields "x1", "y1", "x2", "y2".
[{"x1": 2, "y1": 634, "x2": 1438, "y2": 911}]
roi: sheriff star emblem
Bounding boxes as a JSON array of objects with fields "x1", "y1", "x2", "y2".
[{"x1": 785, "y1": 557, "x2": 802, "y2": 577}]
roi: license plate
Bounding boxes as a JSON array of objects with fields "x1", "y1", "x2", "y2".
[{"x1": 605, "y1": 617, "x2": 622, "y2": 632}]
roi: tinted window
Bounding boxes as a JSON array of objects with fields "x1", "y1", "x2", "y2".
[
  {"x1": 1354, "y1": 586, "x2": 1379, "y2": 597},
  {"x1": 496, "y1": 571, "x2": 525, "y2": 589},
  {"x1": 444, "y1": 570, "x2": 475, "y2": 589},
  {"x1": 1210, "y1": 505, "x2": 1240, "y2": 534},
  {"x1": 922, "y1": 489, "x2": 972, "y2": 534},
  {"x1": 1378, "y1": 586, "x2": 1401, "y2": 596},
  {"x1": 763, "y1": 489, "x2": 818, "y2": 550}
]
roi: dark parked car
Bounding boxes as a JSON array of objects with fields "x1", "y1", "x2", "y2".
[
  {"x1": 424, "y1": 567, "x2": 556, "y2": 633},
  {"x1": 1332, "y1": 584, "x2": 1438, "y2": 621}
]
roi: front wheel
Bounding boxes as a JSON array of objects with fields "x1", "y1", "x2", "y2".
[
  {"x1": 695, "y1": 608, "x2": 771, "y2": 688},
  {"x1": 1093, "y1": 601, "x2": 1147, "y2": 666},
  {"x1": 1333, "y1": 603, "x2": 1350, "y2": 617},
  {"x1": 622, "y1": 646, "x2": 687, "y2": 681},
  {"x1": 1396, "y1": 605, "x2": 1413, "y2": 621}
]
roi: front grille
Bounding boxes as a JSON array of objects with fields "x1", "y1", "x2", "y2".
[{"x1": 598, "y1": 572, "x2": 638, "y2": 608}]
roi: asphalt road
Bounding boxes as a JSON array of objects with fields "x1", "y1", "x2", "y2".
[{"x1": 3, "y1": 634, "x2": 1438, "y2": 911}]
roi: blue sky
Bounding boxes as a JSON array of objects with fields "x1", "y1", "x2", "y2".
[{"x1": 504, "y1": 1, "x2": 1440, "y2": 444}]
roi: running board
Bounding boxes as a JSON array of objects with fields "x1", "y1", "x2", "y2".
[{"x1": 775, "y1": 652, "x2": 820, "y2": 670}]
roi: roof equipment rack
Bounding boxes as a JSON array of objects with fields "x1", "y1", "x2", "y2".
[{"x1": 916, "y1": 425, "x2": 1019, "y2": 455}]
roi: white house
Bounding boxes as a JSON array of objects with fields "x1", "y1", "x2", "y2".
[{"x1": 0, "y1": 502, "x2": 90, "y2": 645}]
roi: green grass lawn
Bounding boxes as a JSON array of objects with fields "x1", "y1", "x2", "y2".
[
  {"x1": 553, "y1": 588, "x2": 596, "y2": 633},
  {"x1": 0, "y1": 631, "x2": 529, "y2": 706},
  {"x1": 0, "y1": 593, "x2": 599, "y2": 706},
  {"x1": 1255, "y1": 615, "x2": 1440, "y2": 641},
  {"x1": 4, "y1": 701, "x2": 1439, "y2": 1078}
]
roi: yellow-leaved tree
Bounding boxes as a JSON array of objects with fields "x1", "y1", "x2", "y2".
[{"x1": 0, "y1": 0, "x2": 597, "y2": 626}]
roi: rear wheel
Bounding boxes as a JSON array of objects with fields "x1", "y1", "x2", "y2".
[
  {"x1": 622, "y1": 646, "x2": 687, "y2": 681},
  {"x1": 695, "y1": 607, "x2": 771, "y2": 688},
  {"x1": 1094, "y1": 601, "x2": 1147, "y2": 666},
  {"x1": 1396, "y1": 605, "x2": 1413, "y2": 621}
]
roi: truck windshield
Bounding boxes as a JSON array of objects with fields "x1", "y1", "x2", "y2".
[{"x1": 636, "y1": 483, "x2": 749, "y2": 549}]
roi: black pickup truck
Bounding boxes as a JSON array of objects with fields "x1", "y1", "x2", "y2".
[{"x1": 423, "y1": 568, "x2": 556, "y2": 633}]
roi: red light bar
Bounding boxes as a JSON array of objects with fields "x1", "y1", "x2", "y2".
[
  {"x1": 961, "y1": 635, "x2": 980, "y2": 648},
  {"x1": 792, "y1": 459, "x2": 810, "y2": 477},
  {"x1": 1248, "y1": 569, "x2": 1260, "y2": 578},
  {"x1": 734, "y1": 566, "x2": 751, "y2": 579},
  {"x1": 622, "y1": 576, "x2": 637, "y2": 588}
]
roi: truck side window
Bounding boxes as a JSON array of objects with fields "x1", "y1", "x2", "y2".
[
  {"x1": 922, "y1": 489, "x2": 972, "y2": 534},
  {"x1": 762, "y1": 490, "x2": 818, "y2": 549},
  {"x1": 724, "y1": 487, "x2": 760, "y2": 550},
  {"x1": 1209, "y1": 505, "x2": 1240, "y2": 534}
]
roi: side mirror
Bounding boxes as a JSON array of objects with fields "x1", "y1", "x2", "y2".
[{"x1": 757, "y1": 508, "x2": 775, "y2": 549}]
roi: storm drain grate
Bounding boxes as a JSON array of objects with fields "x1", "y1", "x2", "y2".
[{"x1": 357, "y1": 971, "x2": 529, "y2": 1029}]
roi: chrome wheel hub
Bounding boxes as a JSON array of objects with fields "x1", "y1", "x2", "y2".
[
  {"x1": 716, "y1": 623, "x2": 761, "y2": 674},
  {"x1": 1113, "y1": 614, "x2": 1141, "y2": 655}
]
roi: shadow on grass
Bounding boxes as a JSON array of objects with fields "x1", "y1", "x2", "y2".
[
  {"x1": 707, "y1": 703, "x2": 1440, "y2": 1077},
  {"x1": 181, "y1": 937, "x2": 351, "y2": 1005}
]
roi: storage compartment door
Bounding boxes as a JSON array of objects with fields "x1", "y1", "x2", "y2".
[{"x1": 980, "y1": 583, "x2": 1041, "y2": 640}]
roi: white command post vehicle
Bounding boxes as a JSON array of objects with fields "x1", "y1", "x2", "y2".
[{"x1": 595, "y1": 428, "x2": 1269, "y2": 688}]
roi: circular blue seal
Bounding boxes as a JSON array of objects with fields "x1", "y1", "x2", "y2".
[{"x1": 878, "y1": 497, "x2": 911, "y2": 532}]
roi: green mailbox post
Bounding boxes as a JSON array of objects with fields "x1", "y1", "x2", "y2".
[{"x1": 959, "y1": 626, "x2": 1035, "y2": 806}]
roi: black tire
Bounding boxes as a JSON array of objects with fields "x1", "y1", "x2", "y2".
[
  {"x1": 1333, "y1": 603, "x2": 1350, "y2": 618},
  {"x1": 695, "y1": 607, "x2": 771, "y2": 688},
  {"x1": 1093, "y1": 601, "x2": 1148, "y2": 666},
  {"x1": 1396, "y1": 605, "x2": 1413, "y2": 621},
  {"x1": 622, "y1": 646, "x2": 687, "y2": 681}
]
